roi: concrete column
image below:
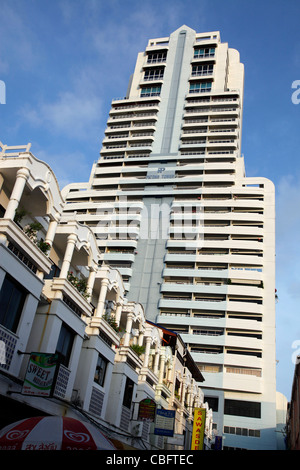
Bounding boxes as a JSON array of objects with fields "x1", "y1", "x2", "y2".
[
  {"x1": 60, "y1": 233, "x2": 77, "y2": 279},
  {"x1": 94, "y1": 278, "x2": 109, "y2": 318},
  {"x1": 181, "y1": 383, "x2": 187, "y2": 407},
  {"x1": 143, "y1": 336, "x2": 152, "y2": 369},
  {"x1": 114, "y1": 301, "x2": 123, "y2": 326},
  {"x1": 187, "y1": 387, "x2": 193, "y2": 413},
  {"x1": 153, "y1": 346, "x2": 160, "y2": 375},
  {"x1": 86, "y1": 268, "x2": 96, "y2": 300},
  {"x1": 158, "y1": 351, "x2": 166, "y2": 383},
  {"x1": 167, "y1": 362, "x2": 173, "y2": 382},
  {"x1": 45, "y1": 218, "x2": 59, "y2": 247},
  {"x1": 124, "y1": 312, "x2": 134, "y2": 347},
  {"x1": 5, "y1": 168, "x2": 30, "y2": 220},
  {"x1": 138, "y1": 324, "x2": 144, "y2": 346}
]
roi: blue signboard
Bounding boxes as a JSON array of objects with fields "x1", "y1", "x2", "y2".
[{"x1": 154, "y1": 409, "x2": 175, "y2": 436}]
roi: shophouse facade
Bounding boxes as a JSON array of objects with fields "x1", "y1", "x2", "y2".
[{"x1": 0, "y1": 141, "x2": 211, "y2": 450}]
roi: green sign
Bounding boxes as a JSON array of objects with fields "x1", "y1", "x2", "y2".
[{"x1": 22, "y1": 353, "x2": 59, "y2": 397}]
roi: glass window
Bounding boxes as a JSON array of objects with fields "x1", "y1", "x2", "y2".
[
  {"x1": 144, "y1": 69, "x2": 164, "y2": 81},
  {"x1": 0, "y1": 275, "x2": 27, "y2": 333},
  {"x1": 94, "y1": 354, "x2": 108, "y2": 387},
  {"x1": 141, "y1": 86, "x2": 161, "y2": 97},
  {"x1": 194, "y1": 47, "x2": 215, "y2": 58},
  {"x1": 122, "y1": 377, "x2": 134, "y2": 409},
  {"x1": 189, "y1": 81, "x2": 212, "y2": 93},
  {"x1": 147, "y1": 52, "x2": 167, "y2": 63},
  {"x1": 55, "y1": 323, "x2": 75, "y2": 367},
  {"x1": 192, "y1": 64, "x2": 213, "y2": 76}
]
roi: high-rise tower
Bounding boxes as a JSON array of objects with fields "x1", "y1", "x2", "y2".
[{"x1": 62, "y1": 26, "x2": 277, "y2": 450}]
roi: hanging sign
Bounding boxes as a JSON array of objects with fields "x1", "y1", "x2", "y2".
[
  {"x1": 138, "y1": 398, "x2": 156, "y2": 421},
  {"x1": 22, "y1": 352, "x2": 59, "y2": 397},
  {"x1": 154, "y1": 409, "x2": 175, "y2": 436},
  {"x1": 191, "y1": 408, "x2": 206, "y2": 450}
]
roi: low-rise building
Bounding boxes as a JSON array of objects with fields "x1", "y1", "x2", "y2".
[{"x1": 0, "y1": 142, "x2": 212, "y2": 450}]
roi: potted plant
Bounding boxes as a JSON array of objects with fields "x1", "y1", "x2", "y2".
[
  {"x1": 37, "y1": 239, "x2": 51, "y2": 255},
  {"x1": 67, "y1": 271, "x2": 89, "y2": 298},
  {"x1": 14, "y1": 207, "x2": 27, "y2": 224},
  {"x1": 130, "y1": 344, "x2": 145, "y2": 356},
  {"x1": 103, "y1": 313, "x2": 121, "y2": 332},
  {"x1": 24, "y1": 222, "x2": 43, "y2": 242}
]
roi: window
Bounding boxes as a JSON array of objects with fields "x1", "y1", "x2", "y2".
[
  {"x1": 0, "y1": 275, "x2": 27, "y2": 333},
  {"x1": 144, "y1": 69, "x2": 164, "y2": 81},
  {"x1": 192, "y1": 64, "x2": 213, "y2": 76},
  {"x1": 44, "y1": 262, "x2": 61, "y2": 280},
  {"x1": 122, "y1": 377, "x2": 134, "y2": 409},
  {"x1": 55, "y1": 323, "x2": 75, "y2": 367},
  {"x1": 224, "y1": 426, "x2": 260, "y2": 438},
  {"x1": 147, "y1": 52, "x2": 167, "y2": 63},
  {"x1": 140, "y1": 86, "x2": 161, "y2": 97},
  {"x1": 224, "y1": 399, "x2": 261, "y2": 418},
  {"x1": 205, "y1": 396, "x2": 219, "y2": 412},
  {"x1": 194, "y1": 47, "x2": 215, "y2": 58},
  {"x1": 189, "y1": 82, "x2": 212, "y2": 93},
  {"x1": 94, "y1": 354, "x2": 108, "y2": 387}
]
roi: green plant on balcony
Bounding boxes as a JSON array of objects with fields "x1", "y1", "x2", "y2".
[
  {"x1": 130, "y1": 343, "x2": 145, "y2": 356},
  {"x1": 67, "y1": 271, "x2": 89, "y2": 299},
  {"x1": 37, "y1": 239, "x2": 51, "y2": 254},
  {"x1": 103, "y1": 313, "x2": 121, "y2": 333},
  {"x1": 14, "y1": 207, "x2": 27, "y2": 224},
  {"x1": 24, "y1": 222, "x2": 43, "y2": 243}
]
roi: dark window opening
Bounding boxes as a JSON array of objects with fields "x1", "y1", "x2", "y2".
[
  {"x1": 122, "y1": 377, "x2": 134, "y2": 409},
  {"x1": 94, "y1": 354, "x2": 108, "y2": 387},
  {"x1": 224, "y1": 399, "x2": 261, "y2": 418},
  {"x1": 55, "y1": 323, "x2": 75, "y2": 367},
  {"x1": 0, "y1": 274, "x2": 27, "y2": 333}
]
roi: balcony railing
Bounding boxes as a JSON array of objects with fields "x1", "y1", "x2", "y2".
[
  {"x1": 0, "y1": 218, "x2": 52, "y2": 275},
  {"x1": 43, "y1": 278, "x2": 94, "y2": 318}
]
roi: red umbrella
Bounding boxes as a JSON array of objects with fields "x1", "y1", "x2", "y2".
[{"x1": 0, "y1": 416, "x2": 116, "y2": 450}]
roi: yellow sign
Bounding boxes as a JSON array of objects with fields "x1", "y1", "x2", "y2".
[{"x1": 191, "y1": 408, "x2": 206, "y2": 450}]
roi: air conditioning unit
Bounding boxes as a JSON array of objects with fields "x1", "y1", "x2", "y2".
[{"x1": 131, "y1": 421, "x2": 143, "y2": 437}]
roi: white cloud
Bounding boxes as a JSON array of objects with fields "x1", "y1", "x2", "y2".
[
  {"x1": 19, "y1": 60, "x2": 105, "y2": 141},
  {"x1": 0, "y1": 3, "x2": 40, "y2": 71},
  {"x1": 22, "y1": 90, "x2": 103, "y2": 140}
]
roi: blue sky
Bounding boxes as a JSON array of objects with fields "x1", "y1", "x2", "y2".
[{"x1": 1, "y1": 0, "x2": 300, "y2": 400}]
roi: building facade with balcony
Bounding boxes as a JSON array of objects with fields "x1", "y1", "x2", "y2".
[
  {"x1": 61, "y1": 26, "x2": 278, "y2": 450},
  {"x1": 0, "y1": 142, "x2": 211, "y2": 450}
]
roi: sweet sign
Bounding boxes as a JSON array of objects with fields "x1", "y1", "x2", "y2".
[{"x1": 22, "y1": 352, "x2": 59, "y2": 397}]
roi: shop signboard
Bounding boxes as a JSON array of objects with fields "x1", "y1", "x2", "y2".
[
  {"x1": 138, "y1": 398, "x2": 156, "y2": 422},
  {"x1": 22, "y1": 352, "x2": 59, "y2": 397},
  {"x1": 191, "y1": 408, "x2": 206, "y2": 450},
  {"x1": 154, "y1": 409, "x2": 175, "y2": 437}
]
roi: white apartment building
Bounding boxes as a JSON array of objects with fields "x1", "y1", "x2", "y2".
[{"x1": 62, "y1": 26, "x2": 278, "y2": 450}]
